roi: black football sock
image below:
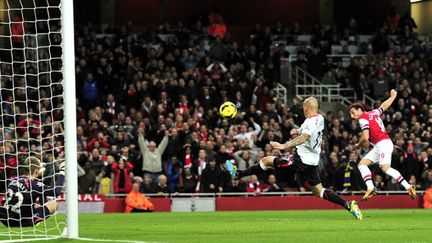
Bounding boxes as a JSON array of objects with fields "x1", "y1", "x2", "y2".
[
  {"x1": 239, "y1": 163, "x2": 265, "y2": 177},
  {"x1": 322, "y1": 189, "x2": 350, "y2": 210}
]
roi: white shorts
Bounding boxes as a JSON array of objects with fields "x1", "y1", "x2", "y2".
[{"x1": 363, "y1": 139, "x2": 393, "y2": 165}]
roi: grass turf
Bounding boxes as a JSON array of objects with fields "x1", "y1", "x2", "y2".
[{"x1": 1, "y1": 209, "x2": 431, "y2": 243}]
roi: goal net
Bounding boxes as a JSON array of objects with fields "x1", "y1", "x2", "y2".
[{"x1": 0, "y1": 0, "x2": 77, "y2": 241}]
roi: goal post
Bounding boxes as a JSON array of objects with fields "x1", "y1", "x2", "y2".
[{"x1": 61, "y1": 0, "x2": 79, "y2": 239}]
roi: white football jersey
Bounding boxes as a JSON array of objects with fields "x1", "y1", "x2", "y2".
[{"x1": 296, "y1": 114, "x2": 324, "y2": 166}]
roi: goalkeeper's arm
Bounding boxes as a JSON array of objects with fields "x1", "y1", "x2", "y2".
[
  {"x1": 34, "y1": 160, "x2": 66, "y2": 197},
  {"x1": 54, "y1": 160, "x2": 66, "y2": 192}
]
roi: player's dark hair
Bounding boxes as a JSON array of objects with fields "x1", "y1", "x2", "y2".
[
  {"x1": 348, "y1": 103, "x2": 364, "y2": 112},
  {"x1": 22, "y1": 156, "x2": 41, "y2": 176}
]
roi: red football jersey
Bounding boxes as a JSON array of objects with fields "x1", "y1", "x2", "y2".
[{"x1": 358, "y1": 108, "x2": 390, "y2": 145}]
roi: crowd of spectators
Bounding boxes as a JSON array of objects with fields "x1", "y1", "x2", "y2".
[
  {"x1": 72, "y1": 19, "x2": 290, "y2": 195},
  {"x1": 291, "y1": 12, "x2": 432, "y2": 193},
  {"x1": 1, "y1": 9, "x2": 432, "y2": 197}
]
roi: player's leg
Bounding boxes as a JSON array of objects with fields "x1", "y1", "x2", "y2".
[
  {"x1": 0, "y1": 207, "x2": 35, "y2": 227},
  {"x1": 380, "y1": 165, "x2": 416, "y2": 199},
  {"x1": 308, "y1": 175, "x2": 362, "y2": 220},
  {"x1": 299, "y1": 163, "x2": 362, "y2": 220},
  {"x1": 0, "y1": 207, "x2": 8, "y2": 226},
  {"x1": 358, "y1": 148, "x2": 378, "y2": 201},
  {"x1": 0, "y1": 207, "x2": 19, "y2": 227},
  {"x1": 302, "y1": 165, "x2": 348, "y2": 209},
  {"x1": 228, "y1": 156, "x2": 276, "y2": 178},
  {"x1": 30, "y1": 200, "x2": 58, "y2": 226},
  {"x1": 44, "y1": 200, "x2": 58, "y2": 214},
  {"x1": 311, "y1": 183, "x2": 349, "y2": 209},
  {"x1": 378, "y1": 140, "x2": 416, "y2": 199}
]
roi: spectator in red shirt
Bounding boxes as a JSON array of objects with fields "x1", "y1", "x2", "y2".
[
  {"x1": 11, "y1": 15, "x2": 24, "y2": 46},
  {"x1": 87, "y1": 132, "x2": 110, "y2": 151},
  {"x1": 0, "y1": 144, "x2": 17, "y2": 180},
  {"x1": 207, "y1": 8, "x2": 227, "y2": 39},
  {"x1": 403, "y1": 143, "x2": 420, "y2": 179},
  {"x1": 247, "y1": 175, "x2": 264, "y2": 194},
  {"x1": 206, "y1": 62, "x2": 227, "y2": 81},
  {"x1": 17, "y1": 117, "x2": 41, "y2": 138},
  {"x1": 112, "y1": 158, "x2": 134, "y2": 194}
]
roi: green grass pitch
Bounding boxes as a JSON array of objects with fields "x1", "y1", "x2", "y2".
[{"x1": 1, "y1": 209, "x2": 432, "y2": 243}]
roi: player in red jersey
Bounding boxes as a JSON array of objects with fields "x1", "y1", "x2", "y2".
[{"x1": 349, "y1": 89, "x2": 416, "y2": 201}]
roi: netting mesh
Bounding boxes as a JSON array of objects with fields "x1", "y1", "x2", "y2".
[{"x1": 0, "y1": 0, "x2": 65, "y2": 240}]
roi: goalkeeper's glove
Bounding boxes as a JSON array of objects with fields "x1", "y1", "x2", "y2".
[
  {"x1": 59, "y1": 160, "x2": 66, "y2": 176},
  {"x1": 38, "y1": 163, "x2": 46, "y2": 177}
]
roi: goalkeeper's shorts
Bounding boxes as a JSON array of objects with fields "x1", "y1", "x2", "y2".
[{"x1": 0, "y1": 205, "x2": 51, "y2": 227}]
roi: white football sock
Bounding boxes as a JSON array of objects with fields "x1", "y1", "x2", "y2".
[
  {"x1": 319, "y1": 188, "x2": 326, "y2": 199},
  {"x1": 385, "y1": 167, "x2": 411, "y2": 190},
  {"x1": 259, "y1": 160, "x2": 268, "y2": 171},
  {"x1": 358, "y1": 164, "x2": 375, "y2": 190}
]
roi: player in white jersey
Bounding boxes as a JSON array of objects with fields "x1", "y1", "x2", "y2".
[
  {"x1": 227, "y1": 97, "x2": 362, "y2": 220},
  {"x1": 294, "y1": 112, "x2": 324, "y2": 166}
]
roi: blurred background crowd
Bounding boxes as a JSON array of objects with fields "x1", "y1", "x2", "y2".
[{"x1": 1, "y1": 5, "x2": 432, "y2": 196}]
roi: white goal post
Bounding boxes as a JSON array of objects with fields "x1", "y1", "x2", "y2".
[{"x1": 61, "y1": 0, "x2": 79, "y2": 239}]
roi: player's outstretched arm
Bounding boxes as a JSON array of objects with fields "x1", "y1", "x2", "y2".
[
  {"x1": 270, "y1": 133, "x2": 310, "y2": 150},
  {"x1": 379, "y1": 89, "x2": 397, "y2": 111}
]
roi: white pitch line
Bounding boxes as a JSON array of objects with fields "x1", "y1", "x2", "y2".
[
  {"x1": 76, "y1": 237, "x2": 166, "y2": 243},
  {"x1": 1, "y1": 237, "x2": 60, "y2": 243},
  {"x1": 0, "y1": 237, "x2": 166, "y2": 243}
]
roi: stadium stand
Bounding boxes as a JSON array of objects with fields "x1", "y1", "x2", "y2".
[{"x1": 2, "y1": 10, "x2": 431, "y2": 199}]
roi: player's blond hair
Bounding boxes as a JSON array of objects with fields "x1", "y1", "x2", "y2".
[
  {"x1": 304, "y1": 96, "x2": 319, "y2": 112},
  {"x1": 23, "y1": 156, "x2": 41, "y2": 175}
]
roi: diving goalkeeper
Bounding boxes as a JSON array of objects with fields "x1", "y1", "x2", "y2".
[{"x1": 0, "y1": 156, "x2": 65, "y2": 227}]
